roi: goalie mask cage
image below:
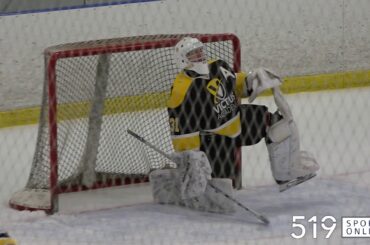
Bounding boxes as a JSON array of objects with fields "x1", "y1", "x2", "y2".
[{"x1": 9, "y1": 33, "x2": 241, "y2": 214}]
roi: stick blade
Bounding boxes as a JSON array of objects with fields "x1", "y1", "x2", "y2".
[{"x1": 259, "y1": 215, "x2": 270, "y2": 225}]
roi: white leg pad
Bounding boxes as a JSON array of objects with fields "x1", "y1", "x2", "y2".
[
  {"x1": 149, "y1": 169, "x2": 183, "y2": 205},
  {"x1": 184, "y1": 178, "x2": 236, "y2": 214},
  {"x1": 267, "y1": 120, "x2": 319, "y2": 181},
  {"x1": 150, "y1": 169, "x2": 236, "y2": 214},
  {"x1": 267, "y1": 87, "x2": 320, "y2": 182}
]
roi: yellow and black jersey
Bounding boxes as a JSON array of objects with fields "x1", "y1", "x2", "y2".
[{"x1": 167, "y1": 59, "x2": 247, "y2": 151}]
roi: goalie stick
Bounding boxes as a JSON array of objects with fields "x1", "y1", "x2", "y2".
[{"x1": 127, "y1": 129, "x2": 270, "y2": 225}]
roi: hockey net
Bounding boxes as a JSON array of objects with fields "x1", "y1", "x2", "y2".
[{"x1": 9, "y1": 33, "x2": 241, "y2": 213}]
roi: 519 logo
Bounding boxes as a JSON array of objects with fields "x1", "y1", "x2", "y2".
[{"x1": 291, "y1": 216, "x2": 337, "y2": 239}]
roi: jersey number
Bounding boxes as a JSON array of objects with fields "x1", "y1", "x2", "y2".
[{"x1": 169, "y1": 117, "x2": 180, "y2": 133}]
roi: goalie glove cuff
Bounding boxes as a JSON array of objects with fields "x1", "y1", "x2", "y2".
[{"x1": 246, "y1": 68, "x2": 282, "y2": 102}]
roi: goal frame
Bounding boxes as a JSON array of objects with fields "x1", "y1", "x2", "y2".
[{"x1": 9, "y1": 33, "x2": 241, "y2": 214}]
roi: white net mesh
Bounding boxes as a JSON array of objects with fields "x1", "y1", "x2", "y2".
[
  {"x1": 0, "y1": 1, "x2": 370, "y2": 244},
  {"x1": 10, "y1": 34, "x2": 240, "y2": 211}
]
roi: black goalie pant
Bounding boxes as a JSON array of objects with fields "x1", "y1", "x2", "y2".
[{"x1": 200, "y1": 104, "x2": 269, "y2": 189}]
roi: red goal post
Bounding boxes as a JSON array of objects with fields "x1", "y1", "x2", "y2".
[{"x1": 9, "y1": 33, "x2": 241, "y2": 214}]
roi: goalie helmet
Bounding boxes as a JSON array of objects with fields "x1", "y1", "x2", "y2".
[{"x1": 174, "y1": 37, "x2": 209, "y2": 75}]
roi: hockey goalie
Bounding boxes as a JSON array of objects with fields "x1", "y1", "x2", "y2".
[{"x1": 149, "y1": 37, "x2": 320, "y2": 213}]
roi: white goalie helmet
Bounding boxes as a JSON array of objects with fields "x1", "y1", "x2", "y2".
[{"x1": 174, "y1": 37, "x2": 209, "y2": 75}]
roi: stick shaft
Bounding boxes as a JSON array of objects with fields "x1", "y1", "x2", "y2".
[
  {"x1": 208, "y1": 183, "x2": 269, "y2": 225},
  {"x1": 127, "y1": 129, "x2": 174, "y2": 162}
]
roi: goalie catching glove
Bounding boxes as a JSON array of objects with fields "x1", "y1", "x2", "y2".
[
  {"x1": 245, "y1": 67, "x2": 282, "y2": 103},
  {"x1": 149, "y1": 150, "x2": 235, "y2": 213}
]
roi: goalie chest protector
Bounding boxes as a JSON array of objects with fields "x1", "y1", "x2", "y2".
[{"x1": 167, "y1": 59, "x2": 240, "y2": 139}]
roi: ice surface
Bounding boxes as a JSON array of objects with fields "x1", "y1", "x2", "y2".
[
  {"x1": 1, "y1": 176, "x2": 370, "y2": 245},
  {"x1": 1, "y1": 88, "x2": 369, "y2": 244}
]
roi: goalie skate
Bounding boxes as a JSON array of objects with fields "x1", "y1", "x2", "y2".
[{"x1": 278, "y1": 173, "x2": 316, "y2": 192}]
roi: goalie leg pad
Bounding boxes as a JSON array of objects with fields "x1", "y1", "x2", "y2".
[
  {"x1": 150, "y1": 169, "x2": 235, "y2": 213},
  {"x1": 266, "y1": 117, "x2": 319, "y2": 182},
  {"x1": 149, "y1": 169, "x2": 183, "y2": 206},
  {"x1": 266, "y1": 87, "x2": 319, "y2": 182},
  {"x1": 266, "y1": 118, "x2": 291, "y2": 143},
  {"x1": 174, "y1": 150, "x2": 212, "y2": 200},
  {"x1": 184, "y1": 178, "x2": 236, "y2": 214}
]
